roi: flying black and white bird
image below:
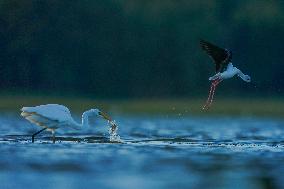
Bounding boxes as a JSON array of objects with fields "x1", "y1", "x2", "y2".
[{"x1": 200, "y1": 39, "x2": 251, "y2": 109}]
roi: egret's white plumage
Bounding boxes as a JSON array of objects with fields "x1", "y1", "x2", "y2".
[{"x1": 21, "y1": 104, "x2": 115, "y2": 143}]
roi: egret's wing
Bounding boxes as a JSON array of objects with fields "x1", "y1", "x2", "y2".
[
  {"x1": 21, "y1": 111, "x2": 59, "y2": 128},
  {"x1": 21, "y1": 104, "x2": 71, "y2": 123},
  {"x1": 200, "y1": 39, "x2": 232, "y2": 72}
]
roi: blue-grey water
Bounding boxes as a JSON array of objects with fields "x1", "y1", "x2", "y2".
[{"x1": 1, "y1": 114, "x2": 284, "y2": 189}]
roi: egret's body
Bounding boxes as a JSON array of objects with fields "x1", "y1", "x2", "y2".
[
  {"x1": 200, "y1": 40, "x2": 251, "y2": 109},
  {"x1": 21, "y1": 104, "x2": 114, "y2": 143}
]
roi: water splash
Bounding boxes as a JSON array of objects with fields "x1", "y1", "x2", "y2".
[{"x1": 108, "y1": 120, "x2": 121, "y2": 142}]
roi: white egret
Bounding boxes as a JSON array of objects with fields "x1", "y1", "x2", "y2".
[
  {"x1": 20, "y1": 104, "x2": 117, "y2": 143},
  {"x1": 200, "y1": 39, "x2": 251, "y2": 110}
]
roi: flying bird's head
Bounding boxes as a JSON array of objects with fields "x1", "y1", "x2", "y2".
[{"x1": 243, "y1": 75, "x2": 251, "y2": 82}]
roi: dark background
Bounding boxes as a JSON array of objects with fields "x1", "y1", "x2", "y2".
[{"x1": 1, "y1": 0, "x2": 283, "y2": 98}]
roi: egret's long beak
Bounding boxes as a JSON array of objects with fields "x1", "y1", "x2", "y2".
[
  {"x1": 99, "y1": 111, "x2": 112, "y2": 122},
  {"x1": 99, "y1": 111, "x2": 117, "y2": 133}
]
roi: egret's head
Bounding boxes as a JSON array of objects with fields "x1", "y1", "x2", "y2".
[
  {"x1": 87, "y1": 109, "x2": 112, "y2": 122},
  {"x1": 88, "y1": 109, "x2": 101, "y2": 116},
  {"x1": 243, "y1": 75, "x2": 251, "y2": 82}
]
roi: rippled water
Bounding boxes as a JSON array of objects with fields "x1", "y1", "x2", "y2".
[{"x1": 1, "y1": 113, "x2": 284, "y2": 189}]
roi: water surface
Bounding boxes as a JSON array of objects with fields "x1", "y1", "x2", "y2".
[{"x1": 1, "y1": 114, "x2": 284, "y2": 189}]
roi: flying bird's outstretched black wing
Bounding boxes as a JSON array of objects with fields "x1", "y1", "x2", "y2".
[{"x1": 200, "y1": 39, "x2": 232, "y2": 73}]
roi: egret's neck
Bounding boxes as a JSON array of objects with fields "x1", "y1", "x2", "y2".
[
  {"x1": 82, "y1": 111, "x2": 91, "y2": 127},
  {"x1": 70, "y1": 109, "x2": 98, "y2": 130}
]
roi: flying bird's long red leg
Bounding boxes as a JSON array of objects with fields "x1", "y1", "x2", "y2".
[
  {"x1": 203, "y1": 83, "x2": 214, "y2": 110},
  {"x1": 203, "y1": 79, "x2": 222, "y2": 110},
  {"x1": 208, "y1": 79, "x2": 222, "y2": 107}
]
